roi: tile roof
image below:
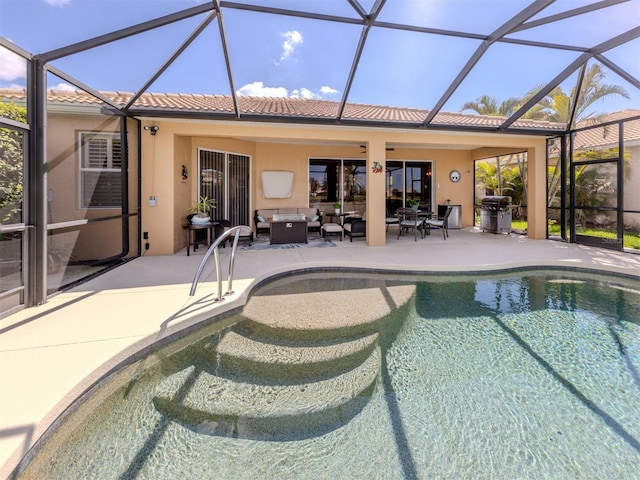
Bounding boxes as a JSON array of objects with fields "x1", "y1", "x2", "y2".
[
  {"x1": 3, "y1": 88, "x2": 632, "y2": 135},
  {"x1": 573, "y1": 109, "x2": 640, "y2": 149}
]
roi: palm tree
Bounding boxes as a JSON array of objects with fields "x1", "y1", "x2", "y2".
[
  {"x1": 460, "y1": 63, "x2": 629, "y2": 126},
  {"x1": 521, "y1": 64, "x2": 629, "y2": 126},
  {"x1": 474, "y1": 161, "x2": 499, "y2": 196},
  {"x1": 460, "y1": 95, "x2": 522, "y2": 116}
]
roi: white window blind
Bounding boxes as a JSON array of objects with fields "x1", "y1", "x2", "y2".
[{"x1": 80, "y1": 132, "x2": 122, "y2": 208}]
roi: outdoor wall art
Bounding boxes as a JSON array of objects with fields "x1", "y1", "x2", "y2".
[{"x1": 262, "y1": 170, "x2": 294, "y2": 198}]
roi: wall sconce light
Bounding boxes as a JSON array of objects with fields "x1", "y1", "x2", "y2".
[
  {"x1": 144, "y1": 124, "x2": 159, "y2": 135},
  {"x1": 181, "y1": 165, "x2": 188, "y2": 180}
]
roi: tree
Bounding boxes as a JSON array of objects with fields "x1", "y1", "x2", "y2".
[
  {"x1": 0, "y1": 102, "x2": 25, "y2": 225},
  {"x1": 521, "y1": 64, "x2": 629, "y2": 125},
  {"x1": 460, "y1": 95, "x2": 522, "y2": 116},
  {"x1": 474, "y1": 161, "x2": 499, "y2": 196},
  {"x1": 460, "y1": 63, "x2": 629, "y2": 126}
]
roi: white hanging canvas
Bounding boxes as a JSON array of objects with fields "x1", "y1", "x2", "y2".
[{"x1": 262, "y1": 171, "x2": 294, "y2": 198}]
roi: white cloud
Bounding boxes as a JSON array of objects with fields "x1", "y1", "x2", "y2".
[
  {"x1": 43, "y1": 0, "x2": 71, "y2": 6},
  {"x1": 48, "y1": 82, "x2": 76, "y2": 92},
  {"x1": 280, "y1": 30, "x2": 303, "y2": 62},
  {"x1": 290, "y1": 88, "x2": 319, "y2": 100},
  {"x1": 320, "y1": 86, "x2": 339, "y2": 95},
  {"x1": 237, "y1": 82, "x2": 340, "y2": 100},
  {"x1": 237, "y1": 81, "x2": 288, "y2": 97},
  {"x1": 0, "y1": 47, "x2": 26, "y2": 83}
]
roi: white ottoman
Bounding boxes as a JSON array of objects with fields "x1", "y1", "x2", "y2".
[{"x1": 321, "y1": 223, "x2": 342, "y2": 241}]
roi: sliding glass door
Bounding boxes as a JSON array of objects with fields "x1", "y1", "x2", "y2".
[
  {"x1": 308, "y1": 158, "x2": 366, "y2": 215},
  {"x1": 198, "y1": 149, "x2": 251, "y2": 227},
  {"x1": 386, "y1": 161, "x2": 433, "y2": 213}
]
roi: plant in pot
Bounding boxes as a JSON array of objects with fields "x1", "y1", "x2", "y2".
[
  {"x1": 189, "y1": 196, "x2": 216, "y2": 224},
  {"x1": 407, "y1": 198, "x2": 420, "y2": 210},
  {"x1": 333, "y1": 202, "x2": 341, "y2": 215}
]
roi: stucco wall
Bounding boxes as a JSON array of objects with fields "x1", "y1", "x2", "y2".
[
  {"x1": 137, "y1": 120, "x2": 548, "y2": 253},
  {"x1": 46, "y1": 112, "x2": 139, "y2": 261}
]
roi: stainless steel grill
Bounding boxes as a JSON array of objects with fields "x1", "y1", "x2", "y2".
[{"x1": 480, "y1": 196, "x2": 512, "y2": 234}]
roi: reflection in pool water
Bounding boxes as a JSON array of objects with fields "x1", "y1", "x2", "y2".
[{"x1": 18, "y1": 270, "x2": 640, "y2": 479}]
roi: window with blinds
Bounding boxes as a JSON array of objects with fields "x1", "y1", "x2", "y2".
[{"x1": 79, "y1": 132, "x2": 122, "y2": 208}]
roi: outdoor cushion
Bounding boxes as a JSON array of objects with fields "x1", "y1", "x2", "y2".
[
  {"x1": 297, "y1": 208, "x2": 317, "y2": 218},
  {"x1": 278, "y1": 208, "x2": 298, "y2": 215}
]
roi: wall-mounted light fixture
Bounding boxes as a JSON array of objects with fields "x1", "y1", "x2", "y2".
[
  {"x1": 182, "y1": 165, "x2": 188, "y2": 180},
  {"x1": 144, "y1": 124, "x2": 159, "y2": 135}
]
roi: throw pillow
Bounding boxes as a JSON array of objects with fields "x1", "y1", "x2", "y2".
[
  {"x1": 257, "y1": 215, "x2": 266, "y2": 223},
  {"x1": 310, "y1": 215, "x2": 319, "y2": 222}
]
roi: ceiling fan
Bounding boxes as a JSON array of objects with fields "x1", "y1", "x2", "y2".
[{"x1": 360, "y1": 145, "x2": 395, "y2": 153}]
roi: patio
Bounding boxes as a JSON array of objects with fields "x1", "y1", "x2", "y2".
[{"x1": 1, "y1": 229, "x2": 639, "y2": 478}]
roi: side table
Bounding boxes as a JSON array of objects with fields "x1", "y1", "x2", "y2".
[{"x1": 182, "y1": 222, "x2": 216, "y2": 256}]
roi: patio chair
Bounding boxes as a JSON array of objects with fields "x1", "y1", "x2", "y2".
[
  {"x1": 385, "y1": 209, "x2": 399, "y2": 232},
  {"x1": 215, "y1": 220, "x2": 253, "y2": 247},
  {"x1": 397, "y1": 208, "x2": 425, "y2": 241},
  {"x1": 343, "y1": 216, "x2": 366, "y2": 242},
  {"x1": 424, "y1": 205, "x2": 453, "y2": 239}
]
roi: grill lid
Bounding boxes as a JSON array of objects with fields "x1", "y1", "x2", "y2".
[{"x1": 481, "y1": 196, "x2": 512, "y2": 207}]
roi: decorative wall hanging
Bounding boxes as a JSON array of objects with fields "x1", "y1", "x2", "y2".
[
  {"x1": 262, "y1": 171, "x2": 294, "y2": 198},
  {"x1": 372, "y1": 161, "x2": 383, "y2": 173}
]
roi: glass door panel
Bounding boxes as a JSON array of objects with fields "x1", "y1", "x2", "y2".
[
  {"x1": 308, "y1": 159, "x2": 342, "y2": 213},
  {"x1": 572, "y1": 161, "x2": 620, "y2": 250},
  {"x1": 199, "y1": 150, "x2": 225, "y2": 222},
  {"x1": 405, "y1": 162, "x2": 433, "y2": 210},
  {"x1": 386, "y1": 161, "x2": 403, "y2": 214},
  {"x1": 342, "y1": 160, "x2": 366, "y2": 215},
  {"x1": 199, "y1": 149, "x2": 250, "y2": 227}
]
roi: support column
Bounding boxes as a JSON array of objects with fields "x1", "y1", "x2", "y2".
[
  {"x1": 27, "y1": 56, "x2": 48, "y2": 305},
  {"x1": 527, "y1": 144, "x2": 547, "y2": 240},
  {"x1": 365, "y1": 137, "x2": 387, "y2": 246}
]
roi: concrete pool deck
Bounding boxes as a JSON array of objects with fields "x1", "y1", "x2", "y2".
[{"x1": 1, "y1": 228, "x2": 639, "y2": 478}]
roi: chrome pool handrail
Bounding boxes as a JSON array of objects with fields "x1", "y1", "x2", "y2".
[{"x1": 189, "y1": 225, "x2": 249, "y2": 301}]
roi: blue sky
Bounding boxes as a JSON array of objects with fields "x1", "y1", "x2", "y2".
[{"x1": 1, "y1": 0, "x2": 639, "y2": 115}]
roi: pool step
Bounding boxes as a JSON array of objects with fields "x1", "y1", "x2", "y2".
[
  {"x1": 241, "y1": 284, "x2": 416, "y2": 340},
  {"x1": 207, "y1": 330, "x2": 379, "y2": 380},
  {"x1": 153, "y1": 346, "x2": 381, "y2": 439},
  {"x1": 153, "y1": 282, "x2": 416, "y2": 438}
]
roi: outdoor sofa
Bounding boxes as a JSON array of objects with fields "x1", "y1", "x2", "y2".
[{"x1": 254, "y1": 208, "x2": 322, "y2": 238}]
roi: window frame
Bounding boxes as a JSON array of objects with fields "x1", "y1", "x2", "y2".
[{"x1": 78, "y1": 131, "x2": 122, "y2": 209}]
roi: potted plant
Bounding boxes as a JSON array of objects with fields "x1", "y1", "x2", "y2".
[
  {"x1": 333, "y1": 202, "x2": 341, "y2": 215},
  {"x1": 189, "y1": 196, "x2": 216, "y2": 224},
  {"x1": 407, "y1": 198, "x2": 420, "y2": 210}
]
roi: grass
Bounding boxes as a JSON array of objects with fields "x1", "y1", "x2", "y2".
[
  {"x1": 546, "y1": 222, "x2": 640, "y2": 250},
  {"x1": 476, "y1": 217, "x2": 640, "y2": 250},
  {"x1": 577, "y1": 228, "x2": 640, "y2": 250},
  {"x1": 512, "y1": 220, "x2": 527, "y2": 232}
]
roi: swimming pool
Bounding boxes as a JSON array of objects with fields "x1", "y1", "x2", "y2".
[{"x1": 16, "y1": 269, "x2": 640, "y2": 479}]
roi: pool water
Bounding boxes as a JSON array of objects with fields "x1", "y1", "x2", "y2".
[{"x1": 18, "y1": 270, "x2": 640, "y2": 479}]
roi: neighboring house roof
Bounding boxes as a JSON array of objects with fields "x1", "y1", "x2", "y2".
[
  {"x1": 0, "y1": 88, "x2": 567, "y2": 134},
  {"x1": 573, "y1": 109, "x2": 640, "y2": 149}
]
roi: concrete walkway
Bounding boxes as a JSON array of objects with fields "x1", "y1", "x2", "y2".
[{"x1": 1, "y1": 228, "x2": 639, "y2": 478}]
